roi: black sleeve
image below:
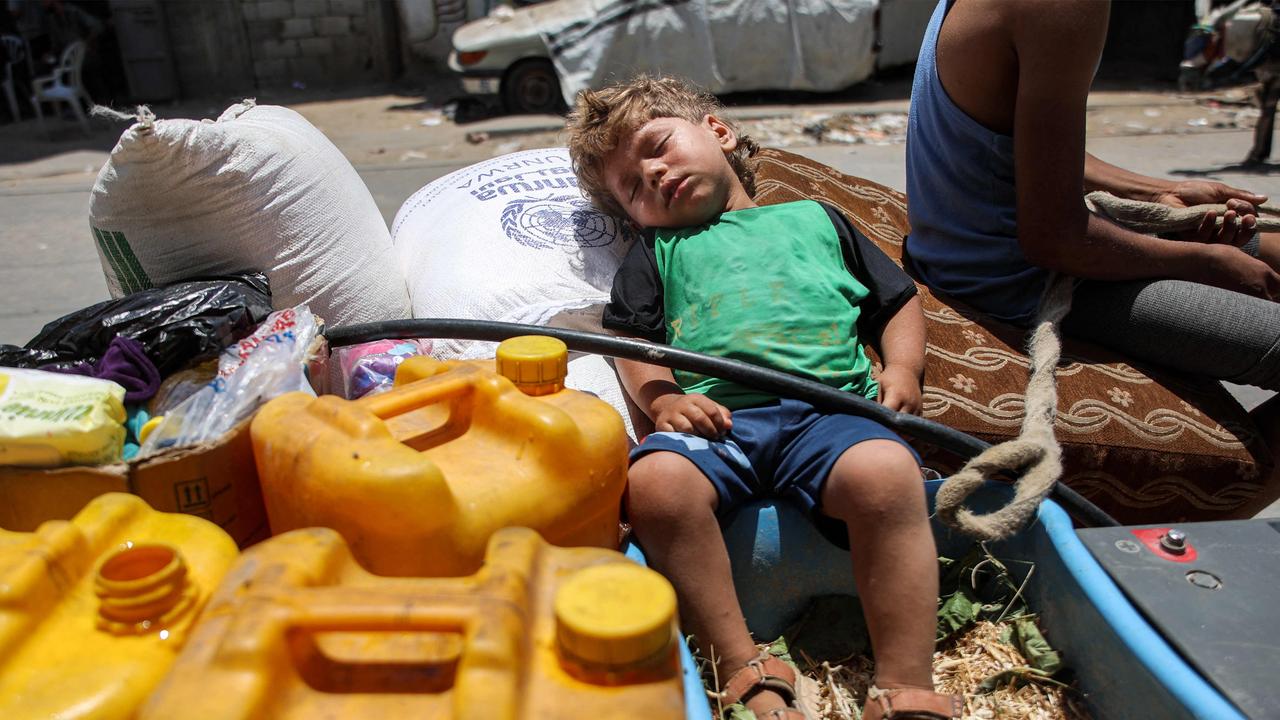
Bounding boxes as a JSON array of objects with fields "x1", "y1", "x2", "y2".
[
  {"x1": 820, "y1": 203, "x2": 918, "y2": 340},
  {"x1": 602, "y1": 233, "x2": 667, "y2": 342}
]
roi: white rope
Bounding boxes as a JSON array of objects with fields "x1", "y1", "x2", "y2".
[
  {"x1": 1086, "y1": 191, "x2": 1280, "y2": 233},
  {"x1": 937, "y1": 191, "x2": 1277, "y2": 539},
  {"x1": 934, "y1": 274, "x2": 1072, "y2": 541},
  {"x1": 90, "y1": 104, "x2": 155, "y2": 130}
]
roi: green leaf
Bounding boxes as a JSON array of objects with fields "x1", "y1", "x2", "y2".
[
  {"x1": 937, "y1": 590, "x2": 981, "y2": 641},
  {"x1": 1014, "y1": 617, "x2": 1063, "y2": 675},
  {"x1": 766, "y1": 636, "x2": 791, "y2": 662}
]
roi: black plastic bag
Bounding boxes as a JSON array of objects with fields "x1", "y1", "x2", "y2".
[{"x1": 0, "y1": 273, "x2": 273, "y2": 375}]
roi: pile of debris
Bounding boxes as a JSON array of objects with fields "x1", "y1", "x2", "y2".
[{"x1": 742, "y1": 112, "x2": 909, "y2": 148}]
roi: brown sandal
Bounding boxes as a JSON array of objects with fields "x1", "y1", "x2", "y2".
[
  {"x1": 720, "y1": 653, "x2": 813, "y2": 719},
  {"x1": 862, "y1": 685, "x2": 962, "y2": 720}
]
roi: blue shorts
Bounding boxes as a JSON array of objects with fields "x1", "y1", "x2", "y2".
[{"x1": 630, "y1": 398, "x2": 920, "y2": 548}]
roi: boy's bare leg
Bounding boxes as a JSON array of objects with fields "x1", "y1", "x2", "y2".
[
  {"x1": 628, "y1": 451, "x2": 790, "y2": 716},
  {"x1": 820, "y1": 439, "x2": 938, "y2": 690}
]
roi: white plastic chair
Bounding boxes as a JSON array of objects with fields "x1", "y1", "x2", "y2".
[
  {"x1": 2, "y1": 35, "x2": 25, "y2": 122},
  {"x1": 31, "y1": 40, "x2": 92, "y2": 132}
]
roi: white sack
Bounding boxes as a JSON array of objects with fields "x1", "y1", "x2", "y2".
[
  {"x1": 392, "y1": 148, "x2": 637, "y2": 357},
  {"x1": 392, "y1": 147, "x2": 640, "y2": 438},
  {"x1": 89, "y1": 101, "x2": 411, "y2": 327}
]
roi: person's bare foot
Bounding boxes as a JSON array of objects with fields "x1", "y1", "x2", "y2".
[{"x1": 742, "y1": 687, "x2": 790, "y2": 717}]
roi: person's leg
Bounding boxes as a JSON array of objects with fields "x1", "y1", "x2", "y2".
[
  {"x1": 1247, "y1": 72, "x2": 1280, "y2": 163},
  {"x1": 1254, "y1": 233, "x2": 1280, "y2": 274},
  {"x1": 775, "y1": 407, "x2": 957, "y2": 717},
  {"x1": 627, "y1": 447, "x2": 791, "y2": 717},
  {"x1": 818, "y1": 439, "x2": 938, "y2": 692},
  {"x1": 1061, "y1": 276, "x2": 1280, "y2": 391}
]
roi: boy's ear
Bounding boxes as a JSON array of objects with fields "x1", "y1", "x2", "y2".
[{"x1": 703, "y1": 114, "x2": 739, "y2": 153}]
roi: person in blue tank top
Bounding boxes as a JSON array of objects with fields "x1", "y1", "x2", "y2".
[
  {"x1": 905, "y1": 0, "x2": 1280, "y2": 408},
  {"x1": 567, "y1": 76, "x2": 960, "y2": 720}
]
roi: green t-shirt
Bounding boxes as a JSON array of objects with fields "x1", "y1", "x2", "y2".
[{"x1": 652, "y1": 201, "x2": 879, "y2": 410}]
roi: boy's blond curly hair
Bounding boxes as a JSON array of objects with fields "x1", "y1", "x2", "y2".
[{"x1": 566, "y1": 75, "x2": 759, "y2": 219}]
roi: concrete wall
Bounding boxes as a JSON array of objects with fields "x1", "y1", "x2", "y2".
[
  {"x1": 158, "y1": 0, "x2": 400, "y2": 97},
  {"x1": 239, "y1": 0, "x2": 400, "y2": 89},
  {"x1": 162, "y1": 0, "x2": 256, "y2": 97}
]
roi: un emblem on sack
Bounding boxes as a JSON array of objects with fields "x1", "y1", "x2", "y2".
[{"x1": 501, "y1": 195, "x2": 634, "y2": 250}]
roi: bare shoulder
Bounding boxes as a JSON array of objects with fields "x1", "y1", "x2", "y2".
[
  {"x1": 934, "y1": 0, "x2": 1019, "y2": 134},
  {"x1": 1007, "y1": 0, "x2": 1110, "y2": 110},
  {"x1": 1005, "y1": 0, "x2": 1109, "y2": 62},
  {"x1": 936, "y1": 0, "x2": 1109, "y2": 133}
]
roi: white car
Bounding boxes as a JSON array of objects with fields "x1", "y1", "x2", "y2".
[{"x1": 448, "y1": 0, "x2": 933, "y2": 114}]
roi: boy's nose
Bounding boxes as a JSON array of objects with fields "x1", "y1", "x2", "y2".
[{"x1": 643, "y1": 159, "x2": 666, "y2": 187}]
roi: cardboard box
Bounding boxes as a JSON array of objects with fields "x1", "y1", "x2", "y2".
[{"x1": 0, "y1": 419, "x2": 268, "y2": 548}]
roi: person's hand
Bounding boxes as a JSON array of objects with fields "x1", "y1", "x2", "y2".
[
  {"x1": 1154, "y1": 180, "x2": 1267, "y2": 209},
  {"x1": 1156, "y1": 181, "x2": 1262, "y2": 246},
  {"x1": 1191, "y1": 244, "x2": 1280, "y2": 301},
  {"x1": 1181, "y1": 206, "x2": 1255, "y2": 247},
  {"x1": 650, "y1": 393, "x2": 733, "y2": 438},
  {"x1": 876, "y1": 365, "x2": 923, "y2": 415}
]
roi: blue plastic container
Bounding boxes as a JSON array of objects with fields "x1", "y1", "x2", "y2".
[{"x1": 633, "y1": 480, "x2": 1247, "y2": 720}]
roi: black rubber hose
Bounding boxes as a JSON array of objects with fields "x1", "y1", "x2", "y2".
[{"x1": 327, "y1": 319, "x2": 1118, "y2": 528}]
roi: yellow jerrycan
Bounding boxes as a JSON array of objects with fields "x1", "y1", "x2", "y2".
[
  {"x1": 252, "y1": 336, "x2": 629, "y2": 576},
  {"x1": 0, "y1": 493, "x2": 238, "y2": 719},
  {"x1": 139, "y1": 526, "x2": 686, "y2": 720}
]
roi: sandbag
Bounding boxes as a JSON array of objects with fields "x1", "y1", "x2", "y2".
[{"x1": 89, "y1": 101, "x2": 411, "y2": 328}]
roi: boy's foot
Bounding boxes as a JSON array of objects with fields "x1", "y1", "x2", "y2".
[
  {"x1": 862, "y1": 685, "x2": 962, "y2": 720},
  {"x1": 720, "y1": 653, "x2": 812, "y2": 719}
]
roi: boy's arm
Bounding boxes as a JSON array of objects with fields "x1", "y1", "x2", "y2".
[
  {"x1": 603, "y1": 239, "x2": 730, "y2": 437},
  {"x1": 874, "y1": 295, "x2": 926, "y2": 415},
  {"x1": 614, "y1": 350, "x2": 732, "y2": 437}
]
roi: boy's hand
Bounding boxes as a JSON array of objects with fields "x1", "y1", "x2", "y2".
[
  {"x1": 650, "y1": 393, "x2": 733, "y2": 438},
  {"x1": 876, "y1": 365, "x2": 923, "y2": 415}
]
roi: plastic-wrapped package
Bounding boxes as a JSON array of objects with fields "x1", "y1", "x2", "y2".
[
  {"x1": 137, "y1": 306, "x2": 321, "y2": 457},
  {"x1": 0, "y1": 273, "x2": 273, "y2": 376},
  {"x1": 334, "y1": 339, "x2": 433, "y2": 398},
  {"x1": 147, "y1": 360, "x2": 219, "y2": 416},
  {"x1": 0, "y1": 368, "x2": 126, "y2": 467}
]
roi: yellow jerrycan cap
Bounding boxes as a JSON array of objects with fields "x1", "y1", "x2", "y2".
[
  {"x1": 496, "y1": 335, "x2": 568, "y2": 396},
  {"x1": 554, "y1": 563, "x2": 677, "y2": 668}
]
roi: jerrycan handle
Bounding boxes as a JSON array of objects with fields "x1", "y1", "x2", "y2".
[
  {"x1": 362, "y1": 368, "x2": 478, "y2": 420},
  {"x1": 282, "y1": 592, "x2": 521, "y2": 709},
  {"x1": 358, "y1": 337, "x2": 568, "y2": 450},
  {"x1": 358, "y1": 335, "x2": 563, "y2": 415},
  {"x1": 360, "y1": 366, "x2": 480, "y2": 450},
  {"x1": 362, "y1": 336, "x2": 566, "y2": 419}
]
